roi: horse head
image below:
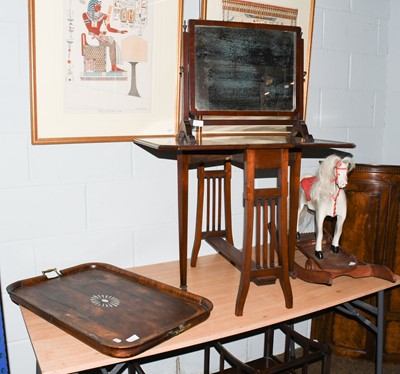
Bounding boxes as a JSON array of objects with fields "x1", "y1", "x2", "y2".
[
  {"x1": 317, "y1": 155, "x2": 355, "y2": 190},
  {"x1": 334, "y1": 156, "x2": 355, "y2": 189}
]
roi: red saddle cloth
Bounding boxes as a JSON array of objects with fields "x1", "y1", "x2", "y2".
[{"x1": 301, "y1": 176, "x2": 316, "y2": 202}]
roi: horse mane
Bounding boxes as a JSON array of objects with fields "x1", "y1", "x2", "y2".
[{"x1": 311, "y1": 155, "x2": 355, "y2": 200}]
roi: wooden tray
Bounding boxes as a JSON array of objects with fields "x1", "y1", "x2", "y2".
[{"x1": 7, "y1": 263, "x2": 213, "y2": 358}]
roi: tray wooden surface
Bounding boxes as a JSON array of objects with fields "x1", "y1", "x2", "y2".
[{"x1": 7, "y1": 263, "x2": 213, "y2": 358}]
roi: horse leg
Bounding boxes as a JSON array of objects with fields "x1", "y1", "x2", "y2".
[
  {"x1": 296, "y1": 191, "x2": 306, "y2": 240},
  {"x1": 296, "y1": 205, "x2": 304, "y2": 240},
  {"x1": 332, "y1": 195, "x2": 347, "y2": 254},
  {"x1": 314, "y1": 210, "x2": 325, "y2": 259},
  {"x1": 331, "y1": 214, "x2": 345, "y2": 254}
]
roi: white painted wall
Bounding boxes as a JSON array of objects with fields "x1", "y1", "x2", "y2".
[
  {"x1": 0, "y1": 0, "x2": 398, "y2": 373},
  {"x1": 306, "y1": 0, "x2": 391, "y2": 164}
]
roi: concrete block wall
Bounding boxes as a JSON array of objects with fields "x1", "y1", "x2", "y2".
[
  {"x1": 0, "y1": 0, "x2": 397, "y2": 373},
  {"x1": 306, "y1": 0, "x2": 391, "y2": 165}
]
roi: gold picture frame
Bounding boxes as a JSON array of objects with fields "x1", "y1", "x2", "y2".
[
  {"x1": 202, "y1": 0, "x2": 316, "y2": 115},
  {"x1": 29, "y1": 0, "x2": 183, "y2": 144}
]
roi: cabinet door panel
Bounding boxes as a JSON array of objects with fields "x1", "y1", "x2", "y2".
[{"x1": 342, "y1": 181, "x2": 391, "y2": 264}]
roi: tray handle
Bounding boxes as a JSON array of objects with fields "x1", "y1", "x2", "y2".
[
  {"x1": 42, "y1": 268, "x2": 62, "y2": 279},
  {"x1": 168, "y1": 323, "x2": 191, "y2": 338}
]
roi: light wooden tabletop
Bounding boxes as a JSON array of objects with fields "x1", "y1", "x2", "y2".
[{"x1": 21, "y1": 253, "x2": 400, "y2": 374}]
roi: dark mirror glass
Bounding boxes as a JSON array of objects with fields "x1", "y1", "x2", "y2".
[{"x1": 192, "y1": 24, "x2": 296, "y2": 113}]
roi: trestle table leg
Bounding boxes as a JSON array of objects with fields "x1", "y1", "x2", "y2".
[{"x1": 335, "y1": 290, "x2": 384, "y2": 374}]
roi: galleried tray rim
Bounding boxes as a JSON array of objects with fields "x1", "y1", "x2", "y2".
[{"x1": 7, "y1": 262, "x2": 213, "y2": 358}]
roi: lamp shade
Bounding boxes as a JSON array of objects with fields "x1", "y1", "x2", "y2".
[{"x1": 122, "y1": 36, "x2": 148, "y2": 62}]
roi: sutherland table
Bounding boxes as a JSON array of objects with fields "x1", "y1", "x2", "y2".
[
  {"x1": 22, "y1": 253, "x2": 400, "y2": 374},
  {"x1": 135, "y1": 137, "x2": 355, "y2": 296}
]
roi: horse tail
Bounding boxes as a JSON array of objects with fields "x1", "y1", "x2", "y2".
[
  {"x1": 297, "y1": 192, "x2": 315, "y2": 232},
  {"x1": 298, "y1": 203, "x2": 308, "y2": 225}
]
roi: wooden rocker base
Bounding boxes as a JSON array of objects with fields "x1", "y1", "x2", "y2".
[{"x1": 293, "y1": 232, "x2": 397, "y2": 285}]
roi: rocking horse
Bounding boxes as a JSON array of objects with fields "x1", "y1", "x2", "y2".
[
  {"x1": 294, "y1": 155, "x2": 396, "y2": 285},
  {"x1": 296, "y1": 154, "x2": 355, "y2": 259}
]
